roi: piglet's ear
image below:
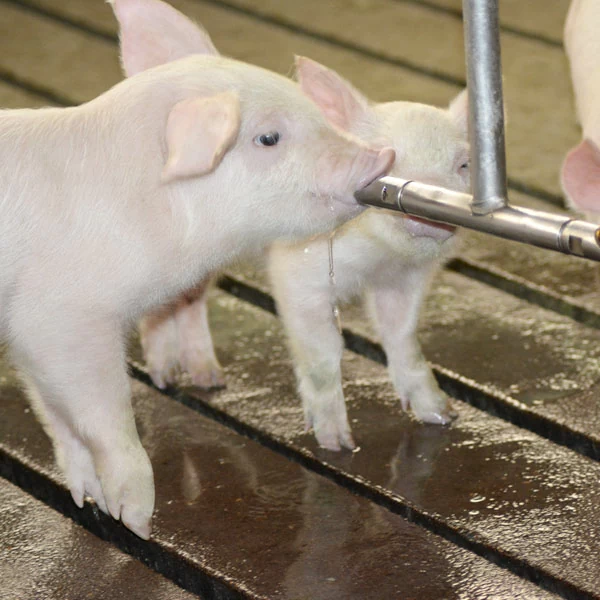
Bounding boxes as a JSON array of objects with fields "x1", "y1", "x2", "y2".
[
  {"x1": 161, "y1": 92, "x2": 240, "y2": 183},
  {"x1": 109, "y1": 0, "x2": 219, "y2": 77},
  {"x1": 561, "y1": 139, "x2": 600, "y2": 212},
  {"x1": 448, "y1": 89, "x2": 469, "y2": 136},
  {"x1": 295, "y1": 56, "x2": 370, "y2": 132}
]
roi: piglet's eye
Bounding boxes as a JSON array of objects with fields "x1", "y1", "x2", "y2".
[
  {"x1": 254, "y1": 132, "x2": 280, "y2": 147},
  {"x1": 460, "y1": 161, "x2": 470, "y2": 170}
]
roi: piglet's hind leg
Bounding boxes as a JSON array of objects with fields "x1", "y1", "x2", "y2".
[
  {"x1": 175, "y1": 279, "x2": 225, "y2": 389},
  {"x1": 139, "y1": 306, "x2": 180, "y2": 389},
  {"x1": 369, "y1": 270, "x2": 456, "y2": 425},
  {"x1": 140, "y1": 278, "x2": 225, "y2": 390}
]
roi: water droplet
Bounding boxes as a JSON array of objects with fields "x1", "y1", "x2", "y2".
[
  {"x1": 470, "y1": 494, "x2": 486, "y2": 503},
  {"x1": 328, "y1": 233, "x2": 342, "y2": 333}
]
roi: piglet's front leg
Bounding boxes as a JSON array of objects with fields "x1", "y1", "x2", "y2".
[
  {"x1": 277, "y1": 285, "x2": 355, "y2": 451},
  {"x1": 140, "y1": 278, "x2": 225, "y2": 390},
  {"x1": 11, "y1": 312, "x2": 155, "y2": 539},
  {"x1": 369, "y1": 269, "x2": 456, "y2": 425}
]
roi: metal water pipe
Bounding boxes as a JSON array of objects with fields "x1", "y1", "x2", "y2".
[{"x1": 356, "y1": 0, "x2": 600, "y2": 262}]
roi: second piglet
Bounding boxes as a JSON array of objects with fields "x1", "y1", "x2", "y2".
[
  {"x1": 0, "y1": 0, "x2": 393, "y2": 539},
  {"x1": 269, "y1": 59, "x2": 470, "y2": 451}
]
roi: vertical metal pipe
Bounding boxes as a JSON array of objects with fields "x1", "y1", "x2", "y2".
[{"x1": 462, "y1": 0, "x2": 508, "y2": 214}]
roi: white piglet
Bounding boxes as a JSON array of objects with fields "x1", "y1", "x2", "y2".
[
  {"x1": 269, "y1": 59, "x2": 470, "y2": 451},
  {"x1": 0, "y1": 0, "x2": 394, "y2": 538},
  {"x1": 562, "y1": 0, "x2": 600, "y2": 217}
]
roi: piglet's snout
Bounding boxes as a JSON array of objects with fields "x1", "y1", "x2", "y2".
[
  {"x1": 316, "y1": 139, "x2": 394, "y2": 203},
  {"x1": 354, "y1": 147, "x2": 395, "y2": 191}
]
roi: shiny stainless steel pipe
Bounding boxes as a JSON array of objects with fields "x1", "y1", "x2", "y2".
[
  {"x1": 355, "y1": 177, "x2": 600, "y2": 262},
  {"x1": 463, "y1": 0, "x2": 508, "y2": 215}
]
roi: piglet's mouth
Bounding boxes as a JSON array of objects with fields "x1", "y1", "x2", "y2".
[
  {"x1": 402, "y1": 215, "x2": 456, "y2": 240},
  {"x1": 406, "y1": 215, "x2": 456, "y2": 233}
]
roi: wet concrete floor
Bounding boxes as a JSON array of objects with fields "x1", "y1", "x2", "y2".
[
  {"x1": 0, "y1": 478, "x2": 197, "y2": 600},
  {"x1": 147, "y1": 289, "x2": 600, "y2": 597},
  {"x1": 1, "y1": 362, "x2": 561, "y2": 599},
  {"x1": 2, "y1": 0, "x2": 600, "y2": 598}
]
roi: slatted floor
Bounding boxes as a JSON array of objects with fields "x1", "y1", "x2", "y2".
[{"x1": 1, "y1": 1, "x2": 599, "y2": 598}]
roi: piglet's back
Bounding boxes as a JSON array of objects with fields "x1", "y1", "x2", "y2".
[
  {"x1": 0, "y1": 109, "x2": 74, "y2": 285},
  {"x1": 0, "y1": 107, "x2": 108, "y2": 232},
  {"x1": 0, "y1": 99, "x2": 163, "y2": 319}
]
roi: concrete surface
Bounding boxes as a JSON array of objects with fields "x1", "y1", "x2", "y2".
[
  {"x1": 0, "y1": 355, "x2": 560, "y2": 599},
  {"x1": 0, "y1": 479, "x2": 197, "y2": 600}
]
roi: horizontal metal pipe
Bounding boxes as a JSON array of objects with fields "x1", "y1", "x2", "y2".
[{"x1": 355, "y1": 177, "x2": 600, "y2": 262}]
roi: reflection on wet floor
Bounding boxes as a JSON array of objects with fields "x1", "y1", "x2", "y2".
[
  {"x1": 180, "y1": 290, "x2": 600, "y2": 596},
  {"x1": 0, "y1": 361, "x2": 561, "y2": 598},
  {"x1": 135, "y1": 382, "x2": 559, "y2": 600}
]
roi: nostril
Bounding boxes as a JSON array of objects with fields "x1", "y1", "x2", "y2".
[{"x1": 358, "y1": 147, "x2": 395, "y2": 190}]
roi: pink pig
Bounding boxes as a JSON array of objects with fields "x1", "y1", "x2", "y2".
[
  {"x1": 269, "y1": 60, "x2": 469, "y2": 450},
  {"x1": 0, "y1": 0, "x2": 393, "y2": 538},
  {"x1": 562, "y1": 0, "x2": 600, "y2": 216}
]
